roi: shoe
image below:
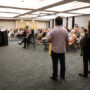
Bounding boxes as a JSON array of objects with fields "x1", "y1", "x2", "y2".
[
  {"x1": 50, "y1": 76, "x2": 57, "y2": 81},
  {"x1": 23, "y1": 47, "x2": 26, "y2": 48},
  {"x1": 61, "y1": 76, "x2": 65, "y2": 80},
  {"x1": 88, "y1": 71, "x2": 90, "y2": 73},
  {"x1": 79, "y1": 73, "x2": 88, "y2": 78},
  {"x1": 18, "y1": 43, "x2": 22, "y2": 45}
]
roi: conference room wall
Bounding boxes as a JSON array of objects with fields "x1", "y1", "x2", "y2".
[
  {"x1": 16, "y1": 20, "x2": 47, "y2": 30},
  {"x1": 75, "y1": 15, "x2": 90, "y2": 29},
  {"x1": 50, "y1": 19, "x2": 53, "y2": 28},
  {"x1": 68, "y1": 17, "x2": 72, "y2": 29},
  {"x1": 63, "y1": 17, "x2": 66, "y2": 28},
  {"x1": 63, "y1": 15, "x2": 90, "y2": 29},
  {"x1": 37, "y1": 21, "x2": 47, "y2": 29},
  {"x1": 0, "y1": 20, "x2": 16, "y2": 30},
  {"x1": 0, "y1": 20, "x2": 47, "y2": 30}
]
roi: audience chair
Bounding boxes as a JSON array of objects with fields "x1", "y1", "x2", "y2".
[
  {"x1": 43, "y1": 39, "x2": 49, "y2": 51},
  {"x1": 27, "y1": 36, "x2": 36, "y2": 48}
]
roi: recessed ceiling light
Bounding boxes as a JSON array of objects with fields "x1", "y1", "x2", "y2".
[
  {"x1": 56, "y1": 13, "x2": 81, "y2": 17},
  {"x1": 0, "y1": 0, "x2": 63, "y2": 9},
  {"x1": 70, "y1": 8, "x2": 90, "y2": 14},
  {"x1": 0, "y1": 13, "x2": 18, "y2": 17},
  {"x1": 0, "y1": 8, "x2": 30, "y2": 14},
  {"x1": 37, "y1": 15, "x2": 56, "y2": 20},
  {"x1": 46, "y1": 1, "x2": 90, "y2": 12},
  {"x1": 19, "y1": 14, "x2": 38, "y2": 18}
]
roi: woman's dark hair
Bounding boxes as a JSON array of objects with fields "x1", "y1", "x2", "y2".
[
  {"x1": 40, "y1": 30, "x2": 42, "y2": 33},
  {"x1": 67, "y1": 29, "x2": 70, "y2": 32},
  {"x1": 84, "y1": 29, "x2": 87, "y2": 33},
  {"x1": 55, "y1": 17, "x2": 63, "y2": 25},
  {"x1": 31, "y1": 29, "x2": 34, "y2": 35},
  {"x1": 42, "y1": 32, "x2": 47, "y2": 37},
  {"x1": 85, "y1": 22, "x2": 90, "y2": 38}
]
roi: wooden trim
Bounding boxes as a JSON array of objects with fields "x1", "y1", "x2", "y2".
[
  {"x1": 0, "y1": 5, "x2": 34, "y2": 10},
  {"x1": 0, "y1": 11, "x2": 20, "y2": 14}
]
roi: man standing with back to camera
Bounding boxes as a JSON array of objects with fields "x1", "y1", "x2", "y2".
[{"x1": 47, "y1": 17, "x2": 69, "y2": 81}]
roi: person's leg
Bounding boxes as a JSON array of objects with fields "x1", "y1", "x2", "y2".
[
  {"x1": 79, "y1": 55, "x2": 88, "y2": 78},
  {"x1": 23, "y1": 38, "x2": 27, "y2": 48},
  {"x1": 88, "y1": 57, "x2": 90, "y2": 73},
  {"x1": 51, "y1": 51, "x2": 58, "y2": 80},
  {"x1": 21, "y1": 38, "x2": 25, "y2": 43},
  {"x1": 89, "y1": 58, "x2": 90, "y2": 65},
  {"x1": 80, "y1": 39, "x2": 83, "y2": 56},
  {"x1": 59, "y1": 53, "x2": 65, "y2": 79},
  {"x1": 27, "y1": 38, "x2": 30, "y2": 48},
  {"x1": 83, "y1": 55, "x2": 88, "y2": 77},
  {"x1": 18, "y1": 38, "x2": 25, "y2": 45}
]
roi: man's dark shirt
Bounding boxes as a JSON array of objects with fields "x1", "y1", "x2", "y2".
[{"x1": 83, "y1": 33, "x2": 90, "y2": 57}]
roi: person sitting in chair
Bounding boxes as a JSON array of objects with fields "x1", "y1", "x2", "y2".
[
  {"x1": 27, "y1": 29, "x2": 35, "y2": 48},
  {"x1": 68, "y1": 30, "x2": 76, "y2": 45},
  {"x1": 18, "y1": 29, "x2": 30, "y2": 48}
]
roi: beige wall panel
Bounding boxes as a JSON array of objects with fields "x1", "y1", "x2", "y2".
[
  {"x1": 0, "y1": 20, "x2": 16, "y2": 30},
  {"x1": 16, "y1": 21, "x2": 26, "y2": 29},
  {"x1": 30, "y1": 21, "x2": 37, "y2": 30},
  {"x1": 68, "y1": 17, "x2": 72, "y2": 29},
  {"x1": 0, "y1": 20, "x2": 47, "y2": 30},
  {"x1": 37, "y1": 21, "x2": 47, "y2": 29}
]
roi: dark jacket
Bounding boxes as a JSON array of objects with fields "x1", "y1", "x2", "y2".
[
  {"x1": 83, "y1": 33, "x2": 90, "y2": 57},
  {"x1": 22, "y1": 31, "x2": 27, "y2": 37}
]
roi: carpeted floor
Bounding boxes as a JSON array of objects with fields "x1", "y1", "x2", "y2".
[
  {"x1": 8, "y1": 38, "x2": 22, "y2": 42},
  {"x1": 0, "y1": 41, "x2": 90, "y2": 90}
]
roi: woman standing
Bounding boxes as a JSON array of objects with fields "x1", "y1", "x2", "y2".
[{"x1": 79, "y1": 22, "x2": 90, "y2": 78}]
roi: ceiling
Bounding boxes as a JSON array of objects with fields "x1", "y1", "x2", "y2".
[{"x1": 0, "y1": 0, "x2": 90, "y2": 20}]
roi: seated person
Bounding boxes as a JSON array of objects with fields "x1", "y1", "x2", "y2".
[
  {"x1": 8, "y1": 29, "x2": 14, "y2": 38},
  {"x1": 38, "y1": 30, "x2": 50, "y2": 44},
  {"x1": 18, "y1": 29, "x2": 34, "y2": 48},
  {"x1": 18, "y1": 29, "x2": 29, "y2": 47},
  {"x1": 35, "y1": 29, "x2": 40, "y2": 38},
  {"x1": 28, "y1": 29, "x2": 35, "y2": 42},
  {"x1": 68, "y1": 30, "x2": 76, "y2": 45},
  {"x1": 75, "y1": 27, "x2": 81, "y2": 48},
  {"x1": 67, "y1": 29, "x2": 72, "y2": 37},
  {"x1": 37, "y1": 30, "x2": 43, "y2": 45}
]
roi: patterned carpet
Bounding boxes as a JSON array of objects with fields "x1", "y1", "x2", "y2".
[{"x1": 0, "y1": 42, "x2": 90, "y2": 90}]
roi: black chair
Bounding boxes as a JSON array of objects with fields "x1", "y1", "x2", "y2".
[{"x1": 27, "y1": 35, "x2": 36, "y2": 48}]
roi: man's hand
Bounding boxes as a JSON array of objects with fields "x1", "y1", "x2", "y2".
[
  {"x1": 48, "y1": 39, "x2": 52, "y2": 43},
  {"x1": 66, "y1": 40, "x2": 69, "y2": 46}
]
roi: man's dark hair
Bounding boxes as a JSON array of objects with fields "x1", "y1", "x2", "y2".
[
  {"x1": 84, "y1": 28, "x2": 87, "y2": 33},
  {"x1": 55, "y1": 17, "x2": 63, "y2": 25}
]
